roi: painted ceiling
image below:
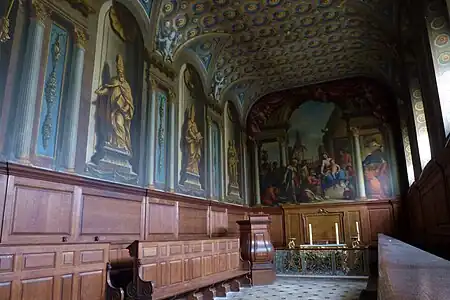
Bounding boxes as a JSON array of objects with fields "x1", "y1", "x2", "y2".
[{"x1": 155, "y1": 0, "x2": 398, "y2": 118}]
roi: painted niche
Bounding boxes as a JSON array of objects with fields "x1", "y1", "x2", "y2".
[
  {"x1": 178, "y1": 65, "x2": 207, "y2": 197},
  {"x1": 86, "y1": 2, "x2": 145, "y2": 184},
  {"x1": 226, "y1": 102, "x2": 243, "y2": 203}
]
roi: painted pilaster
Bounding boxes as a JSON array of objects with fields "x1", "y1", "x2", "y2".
[
  {"x1": 278, "y1": 136, "x2": 287, "y2": 167},
  {"x1": 168, "y1": 90, "x2": 176, "y2": 192},
  {"x1": 206, "y1": 116, "x2": 214, "y2": 199},
  {"x1": 14, "y1": 1, "x2": 49, "y2": 161},
  {"x1": 383, "y1": 123, "x2": 400, "y2": 196},
  {"x1": 253, "y1": 140, "x2": 261, "y2": 205},
  {"x1": 350, "y1": 127, "x2": 366, "y2": 199},
  {"x1": 60, "y1": 27, "x2": 87, "y2": 171},
  {"x1": 219, "y1": 122, "x2": 225, "y2": 201},
  {"x1": 242, "y1": 132, "x2": 250, "y2": 205},
  {"x1": 146, "y1": 78, "x2": 157, "y2": 187}
]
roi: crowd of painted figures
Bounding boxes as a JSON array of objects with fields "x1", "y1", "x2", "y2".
[{"x1": 260, "y1": 142, "x2": 391, "y2": 206}]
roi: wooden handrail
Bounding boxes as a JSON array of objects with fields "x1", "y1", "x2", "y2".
[{"x1": 378, "y1": 234, "x2": 450, "y2": 300}]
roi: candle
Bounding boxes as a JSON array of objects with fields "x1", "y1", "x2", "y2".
[
  {"x1": 356, "y1": 221, "x2": 361, "y2": 241},
  {"x1": 309, "y1": 223, "x2": 313, "y2": 245},
  {"x1": 335, "y1": 222, "x2": 339, "y2": 245}
]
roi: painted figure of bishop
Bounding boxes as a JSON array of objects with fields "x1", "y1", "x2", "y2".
[
  {"x1": 185, "y1": 105, "x2": 203, "y2": 175},
  {"x1": 95, "y1": 54, "x2": 134, "y2": 153}
]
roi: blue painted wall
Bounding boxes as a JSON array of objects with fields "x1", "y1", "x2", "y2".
[
  {"x1": 155, "y1": 91, "x2": 168, "y2": 184},
  {"x1": 36, "y1": 23, "x2": 69, "y2": 158},
  {"x1": 211, "y1": 121, "x2": 221, "y2": 198}
]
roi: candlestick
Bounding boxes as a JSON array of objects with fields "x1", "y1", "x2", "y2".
[
  {"x1": 335, "y1": 222, "x2": 339, "y2": 245},
  {"x1": 309, "y1": 223, "x2": 313, "y2": 245},
  {"x1": 356, "y1": 221, "x2": 360, "y2": 241}
]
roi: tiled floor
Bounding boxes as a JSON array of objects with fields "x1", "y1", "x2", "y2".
[{"x1": 223, "y1": 277, "x2": 367, "y2": 300}]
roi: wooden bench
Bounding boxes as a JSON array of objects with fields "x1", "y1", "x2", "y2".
[
  {"x1": 106, "y1": 260, "x2": 153, "y2": 300},
  {"x1": 127, "y1": 238, "x2": 251, "y2": 300}
]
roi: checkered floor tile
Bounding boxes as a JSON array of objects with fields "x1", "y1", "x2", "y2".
[{"x1": 221, "y1": 277, "x2": 367, "y2": 300}]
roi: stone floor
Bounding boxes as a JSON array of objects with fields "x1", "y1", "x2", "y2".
[{"x1": 222, "y1": 277, "x2": 367, "y2": 300}]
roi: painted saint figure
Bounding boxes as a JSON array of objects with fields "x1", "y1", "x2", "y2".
[
  {"x1": 95, "y1": 54, "x2": 134, "y2": 153},
  {"x1": 227, "y1": 140, "x2": 239, "y2": 186},
  {"x1": 185, "y1": 105, "x2": 203, "y2": 175}
]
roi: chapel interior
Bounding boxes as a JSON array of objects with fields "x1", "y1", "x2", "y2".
[{"x1": 0, "y1": 0, "x2": 450, "y2": 299}]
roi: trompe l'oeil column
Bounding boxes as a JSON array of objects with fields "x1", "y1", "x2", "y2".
[
  {"x1": 146, "y1": 79, "x2": 158, "y2": 187},
  {"x1": 254, "y1": 140, "x2": 261, "y2": 205},
  {"x1": 168, "y1": 90, "x2": 176, "y2": 192},
  {"x1": 350, "y1": 126, "x2": 366, "y2": 199},
  {"x1": 61, "y1": 27, "x2": 87, "y2": 170},
  {"x1": 14, "y1": 1, "x2": 50, "y2": 161}
]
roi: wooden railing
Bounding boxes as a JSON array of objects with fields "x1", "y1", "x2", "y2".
[{"x1": 378, "y1": 234, "x2": 450, "y2": 300}]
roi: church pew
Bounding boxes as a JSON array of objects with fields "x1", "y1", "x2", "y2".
[
  {"x1": 127, "y1": 238, "x2": 251, "y2": 300},
  {"x1": 105, "y1": 260, "x2": 153, "y2": 300}
]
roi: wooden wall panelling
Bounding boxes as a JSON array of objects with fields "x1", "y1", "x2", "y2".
[
  {"x1": 1, "y1": 176, "x2": 81, "y2": 245},
  {"x1": 302, "y1": 211, "x2": 344, "y2": 244},
  {"x1": 209, "y1": 205, "x2": 228, "y2": 237},
  {"x1": 253, "y1": 207, "x2": 284, "y2": 247},
  {"x1": 146, "y1": 197, "x2": 178, "y2": 241},
  {"x1": 0, "y1": 243, "x2": 109, "y2": 300},
  {"x1": 279, "y1": 201, "x2": 399, "y2": 247},
  {"x1": 226, "y1": 205, "x2": 249, "y2": 237},
  {"x1": 178, "y1": 201, "x2": 209, "y2": 239},
  {"x1": 0, "y1": 174, "x2": 7, "y2": 241},
  {"x1": 77, "y1": 187, "x2": 145, "y2": 243}
]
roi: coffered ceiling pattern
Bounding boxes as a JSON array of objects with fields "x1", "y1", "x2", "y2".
[{"x1": 155, "y1": 0, "x2": 397, "y2": 117}]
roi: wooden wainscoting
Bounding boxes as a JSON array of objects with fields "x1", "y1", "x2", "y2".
[
  {"x1": 0, "y1": 243, "x2": 109, "y2": 300},
  {"x1": 255, "y1": 200, "x2": 400, "y2": 247},
  {"x1": 0, "y1": 164, "x2": 249, "y2": 247},
  {"x1": 0, "y1": 163, "x2": 250, "y2": 299}
]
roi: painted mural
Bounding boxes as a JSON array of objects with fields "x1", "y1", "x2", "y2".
[
  {"x1": 86, "y1": 2, "x2": 144, "y2": 184},
  {"x1": 361, "y1": 133, "x2": 392, "y2": 198},
  {"x1": 226, "y1": 102, "x2": 243, "y2": 203},
  {"x1": 178, "y1": 65, "x2": 206, "y2": 196},
  {"x1": 260, "y1": 101, "x2": 356, "y2": 206}
]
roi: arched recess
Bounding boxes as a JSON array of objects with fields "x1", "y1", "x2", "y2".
[
  {"x1": 177, "y1": 63, "x2": 208, "y2": 197},
  {"x1": 173, "y1": 47, "x2": 209, "y2": 97},
  {"x1": 224, "y1": 100, "x2": 244, "y2": 203},
  {"x1": 86, "y1": 0, "x2": 147, "y2": 185}
]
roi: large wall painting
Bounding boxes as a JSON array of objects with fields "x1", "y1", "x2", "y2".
[
  {"x1": 226, "y1": 103, "x2": 242, "y2": 203},
  {"x1": 86, "y1": 2, "x2": 144, "y2": 184},
  {"x1": 178, "y1": 65, "x2": 206, "y2": 196},
  {"x1": 361, "y1": 133, "x2": 392, "y2": 198},
  {"x1": 260, "y1": 101, "x2": 357, "y2": 206}
]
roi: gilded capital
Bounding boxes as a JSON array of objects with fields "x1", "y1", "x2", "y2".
[
  {"x1": 207, "y1": 115, "x2": 212, "y2": 127},
  {"x1": 74, "y1": 27, "x2": 87, "y2": 49},
  {"x1": 149, "y1": 78, "x2": 158, "y2": 90},
  {"x1": 277, "y1": 136, "x2": 285, "y2": 144},
  {"x1": 31, "y1": 0, "x2": 50, "y2": 25},
  {"x1": 168, "y1": 89, "x2": 175, "y2": 103},
  {"x1": 349, "y1": 126, "x2": 360, "y2": 137}
]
